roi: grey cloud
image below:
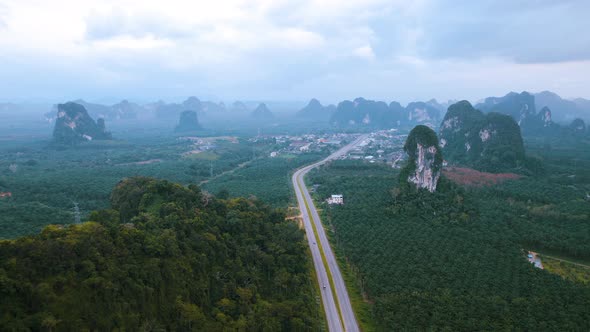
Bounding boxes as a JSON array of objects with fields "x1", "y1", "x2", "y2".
[
  {"x1": 422, "y1": 0, "x2": 590, "y2": 63},
  {"x1": 2, "y1": 0, "x2": 590, "y2": 102},
  {"x1": 369, "y1": 0, "x2": 590, "y2": 63}
]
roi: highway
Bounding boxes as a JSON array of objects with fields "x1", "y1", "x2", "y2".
[{"x1": 292, "y1": 135, "x2": 367, "y2": 332}]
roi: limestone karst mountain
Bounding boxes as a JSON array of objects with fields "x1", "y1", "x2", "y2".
[
  {"x1": 329, "y1": 98, "x2": 440, "y2": 128},
  {"x1": 439, "y1": 101, "x2": 525, "y2": 172},
  {"x1": 296, "y1": 98, "x2": 333, "y2": 120},
  {"x1": 476, "y1": 91, "x2": 536, "y2": 127},
  {"x1": 402, "y1": 125, "x2": 443, "y2": 192},
  {"x1": 72, "y1": 99, "x2": 117, "y2": 120},
  {"x1": 405, "y1": 101, "x2": 441, "y2": 126},
  {"x1": 231, "y1": 101, "x2": 249, "y2": 112},
  {"x1": 174, "y1": 110, "x2": 201, "y2": 132},
  {"x1": 330, "y1": 97, "x2": 399, "y2": 127},
  {"x1": 111, "y1": 100, "x2": 142, "y2": 119},
  {"x1": 251, "y1": 103, "x2": 274, "y2": 120},
  {"x1": 52, "y1": 102, "x2": 112, "y2": 144},
  {"x1": 202, "y1": 101, "x2": 226, "y2": 113},
  {"x1": 155, "y1": 97, "x2": 203, "y2": 119},
  {"x1": 535, "y1": 91, "x2": 590, "y2": 123}
]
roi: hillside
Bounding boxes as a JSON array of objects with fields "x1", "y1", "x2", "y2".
[
  {"x1": 439, "y1": 101, "x2": 525, "y2": 172},
  {"x1": 0, "y1": 177, "x2": 321, "y2": 331},
  {"x1": 402, "y1": 125, "x2": 442, "y2": 192}
]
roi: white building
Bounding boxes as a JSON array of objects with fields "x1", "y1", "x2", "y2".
[{"x1": 327, "y1": 194, "x2": 344, "y2": 205}]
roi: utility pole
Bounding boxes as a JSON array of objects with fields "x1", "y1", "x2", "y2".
[{"x1": 210, "y1": 161, "x2": 214, "y2": 178}]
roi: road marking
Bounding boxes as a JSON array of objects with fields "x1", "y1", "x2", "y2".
[
  {"x1": 298, "y1": 175, "x2": 345, "y2": 330},
  {"x1": 293, "y1": 136, "x2": 366, "y2": 332}
]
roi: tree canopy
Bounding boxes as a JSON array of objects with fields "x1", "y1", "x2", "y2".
[{"x1": 0, "y1": 177, "x2": 321, "y2": 331}]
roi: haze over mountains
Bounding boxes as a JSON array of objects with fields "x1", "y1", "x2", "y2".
[
  {"x1": 2, "y1": 1, "x2": 589, "y2": 330},
  {"x1": 52, "y1": 102, "x2": 112, "y2": 144},
  {"x1": 2, "y1": 90, "x2": 589, "y2": 143}
]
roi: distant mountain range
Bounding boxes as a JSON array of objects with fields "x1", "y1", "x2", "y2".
[
  {"x1": 474, "y1": 91, "x2": 590, "y2": 125},
  {"x1": 534, "y1": 91, "x2": 590, "y2": 123},
  {"x1": 475, "y1": 92, "x2": 536, "y2": 126},
  {"x1": 325, "y1": 97, "x2": 444, "y2": 128},
  {"x1": 16, "y1": 90, "x2": 590, "y2": 132}
]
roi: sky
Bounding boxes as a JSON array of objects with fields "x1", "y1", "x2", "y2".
[{"x1": 0, "y1": 0, "x2": 589, "y2": 104}]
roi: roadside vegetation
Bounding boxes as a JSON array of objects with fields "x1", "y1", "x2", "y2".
[{"x1": 540, "y1": 254, "x2": 590, "y2": 284}]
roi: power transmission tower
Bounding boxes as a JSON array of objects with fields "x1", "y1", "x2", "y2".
[
  {"x1": 210, "y1": 161, "x2": 214, "y2": 178},
  {"x1": 73, "y1": 202, "x2": 81, "y2": 224}
]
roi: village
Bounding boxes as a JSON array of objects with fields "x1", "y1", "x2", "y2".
[
  {"x1": 174, "y1": 129, "x2": 409, "y2": 169},
  {"x1": 269, "y1": 129, "x2": 411, "y2": 207},
  {"x1": 261, "y1": 129, "x2": 408, "y2": 168}
]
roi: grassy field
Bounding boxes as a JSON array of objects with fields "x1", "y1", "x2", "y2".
[{"x1": 541, "y1": 254, "x2": 590, "y2": 284}]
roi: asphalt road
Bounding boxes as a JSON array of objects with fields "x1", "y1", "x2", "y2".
[{"x1": 292, "y1": 135, "x2": 367, "y2": 332}]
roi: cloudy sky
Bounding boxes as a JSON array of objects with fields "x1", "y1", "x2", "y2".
[{"x1": 0, "y1": 0, "x2": 589, "y2": 104}]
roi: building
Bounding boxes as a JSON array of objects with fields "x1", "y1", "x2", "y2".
[
  {"x1": 300, "y1": 144, "x2": 311, "y2": 152},
  {"x1": 270, "y1": 151, "x2": 278, "y2": 157},
  {"x1": 0, "y1": 192, "x2": 12, "y2": 198},
  {"x1": 327, "y1": 194, "x2": 343, "y2": 205}
]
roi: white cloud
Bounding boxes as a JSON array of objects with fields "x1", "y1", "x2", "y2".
[
  {"x1": 396, "y1": 55, "x2": 425, "y2": 67},
  {"x1": 90, "y1": 35, "x2": 174, "y2": 50},
  {"x1": 353, "y1": 45, "x2": 375, "y2": 60}
]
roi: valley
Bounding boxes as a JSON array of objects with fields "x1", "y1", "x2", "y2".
[
  {"x1": 1, "y1": 94, "x2": 589, "y2": 331},
  {"x1": 2, "y1": 2, "x2": 590, "y2": 330}
]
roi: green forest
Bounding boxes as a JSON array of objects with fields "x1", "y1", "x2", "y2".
[
  {"x1": 0, "y1": 177, "x2": 322, "y2": 331},
  {"x1": 307, "y1": 140, "x2": 590, "y2": 330},
  {"x1": 1, "y1": 122, "x2": 589, "y2": 331}
]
